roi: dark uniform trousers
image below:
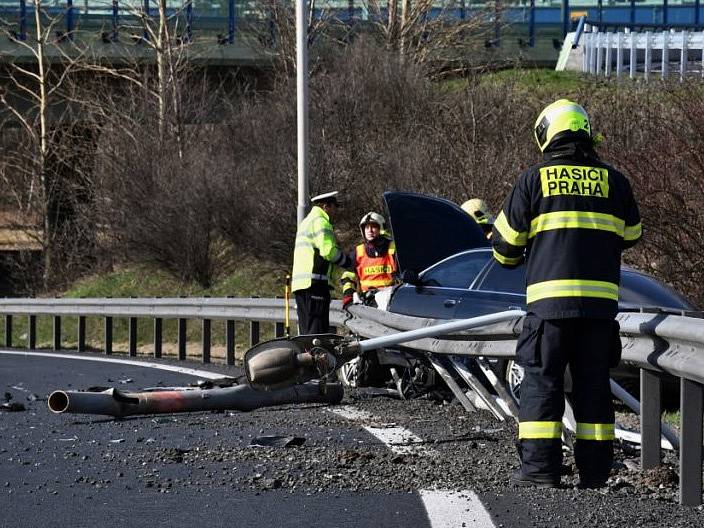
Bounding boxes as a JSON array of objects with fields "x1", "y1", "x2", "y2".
[
  {"x1": 295, "y1": 283, "x2": 331, "y2": 335},
  {"x1": 517, "y1": 315, "x2": 619, "y2": 484}
]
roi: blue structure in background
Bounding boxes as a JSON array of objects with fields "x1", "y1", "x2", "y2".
[{"x1": 3, "y1": 0, "x2": 704, "y2": 49}]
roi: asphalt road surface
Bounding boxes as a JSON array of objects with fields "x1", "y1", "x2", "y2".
[{"x1": 1, "y1": 350, "x2": 702, "y2": 528}]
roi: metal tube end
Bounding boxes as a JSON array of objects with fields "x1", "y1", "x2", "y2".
[{"x1": 47, "y1": 391, "x2": 69, "y2": 413}]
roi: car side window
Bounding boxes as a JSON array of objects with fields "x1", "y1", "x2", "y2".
[
  {"x1": 477, "y1": 261, "x2": 526, "y2": 294},
  {"x1": 421, "y1": 252, "x2": 491, "y2": 289}
]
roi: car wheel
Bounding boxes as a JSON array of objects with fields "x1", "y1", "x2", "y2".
[{"x1": 504, "y1": 359, "x2": 524, "y2": 404}]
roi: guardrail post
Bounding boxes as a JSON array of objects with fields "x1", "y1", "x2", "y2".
[
  {"x1": 202, "y1": 319, "x2": 211, "y2": 363},
  {"x1": 640, "y1": 369, "x2": 662, "y2": 469},
  {"x1": 605, "y1": 32, "x2": 612, "y2": 77},
  {"x1": 596, "y1": 32, "x2": 603, "y2": 74},
  {"x1": 178, "y1": 318, "x2": 187, "y2": 360},
  {"x1": 630, "y1": 31, "x2": 637, "y2": 79},
  {"x1": 27, "y1": 315, "x2": 36, "y2": 350},
  {"x1": 680, "y1": 31, "x2": 688, "y2": 81},
  {"x1": 250, "y1": 296, "x2": 260, "y2": 347},
  {"x1": 5, "y1": 315, "x2": 12, "y2": 348},
  {"x1": 616, "y1": 31, "x2": 623, "y2": 77},
  {"x1": 154, "y1": 318, "x2": 162, "y2": 358},
  {"x1": 129, "y1": 317, "x2": 137, "y2": 357},
  {"x1": 661, "y1": 31, "x2": 668, "y2": 80},
  {"x1": 275, "y1": 295, "x2": 285, "y2": 337},
  {"x1": 645, "y1": 31, "x2": 652, "y2": 81},
  {"x1": 250, "y1": 320, "x2": 260, "y2": 347},
  {"x1": 679, "y1": 379, "x2": 703, "y2": 506},
  {"x1": 104, "y1": 316, "x2": 113, "y2": 355},
  {"x1": 53, "y1": 315, "x2": 61, "y2": 351},
  {"x1": 275, "y1": 320, "x2": 285, "y2": 338},
  {"x1": 77, "y1": 316, "x2": 86, "y2": 352},
  {"x1": 226, "y1": 320, "x2": 235, "y2": 365}
]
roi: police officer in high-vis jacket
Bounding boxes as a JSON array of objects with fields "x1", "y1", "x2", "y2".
[
  {"x1": 291, "y1": 191, "x2": 353, "y2": 335},
  {"x1": 492, "y1": 100, "x2": 642, "y2": 489}
]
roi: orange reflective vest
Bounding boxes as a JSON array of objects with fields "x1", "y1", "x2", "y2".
[{"x1": 354, "y1": 241, "x2": 397, "y2": 292}]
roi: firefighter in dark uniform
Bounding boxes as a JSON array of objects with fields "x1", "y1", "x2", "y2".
[{"x1": 492, "y1": 100, "x2": 642, "y2": 488}]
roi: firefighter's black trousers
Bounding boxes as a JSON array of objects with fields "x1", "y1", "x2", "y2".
[
  {"x1": 295, "y1": 285, "x2": 331, "y2": 335},
  {"x1": 517, "y1": 315, "x2": 619, "y2": 484}
]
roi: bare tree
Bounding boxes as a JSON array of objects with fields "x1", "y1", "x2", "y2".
[
  {"x1": 366, "y1": 0, "x2": 491, "y2": 76},
  {"x1": 0, "y1": 1, "x2": 94, "y2": 289}
]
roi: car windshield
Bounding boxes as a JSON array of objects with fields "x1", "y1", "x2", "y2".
[{"x1": 420, "y1": 251, "x2": 492, "y2": 289}]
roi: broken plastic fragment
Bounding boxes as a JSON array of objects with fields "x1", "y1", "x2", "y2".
[
  {"x1": 249, "y1": 436, "x2": 306, "y2": 448},
  {"x1": 0, "y1": 402, "x2": 25, "y2": 412}
]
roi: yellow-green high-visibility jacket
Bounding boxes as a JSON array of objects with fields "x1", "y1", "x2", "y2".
[
  {"x1": 491, "y1": 141, "x2": 642, "y2": 319},
  {"x1": 291, "y1": 206, "x2": 352, "y2": 292}
]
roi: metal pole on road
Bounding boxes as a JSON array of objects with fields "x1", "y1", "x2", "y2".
[
  {"x1": 296, "y1": 0, "x2": 309, "y2": 226},
  {"x1": 356, "y1": 310, "x2": 526, "y2": 353}
]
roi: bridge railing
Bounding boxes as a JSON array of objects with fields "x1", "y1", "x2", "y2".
[
  {"x1": 0, "y1": 296, "x2": 701, "y2": 505},
  {"x1": 581, "y1": 26, "x2": 704, "y2": 80}
]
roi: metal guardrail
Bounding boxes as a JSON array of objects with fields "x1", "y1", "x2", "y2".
[
  {"x1": 0, "y1": 297, "x2": 701, "y2": 505},
  {"x1": 582, "y1": 27, "x2": 704, "y2": 80}
]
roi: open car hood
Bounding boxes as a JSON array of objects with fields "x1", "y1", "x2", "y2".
[{"x1": 383, "y1": 191, "x2": 490, "y2": 274}]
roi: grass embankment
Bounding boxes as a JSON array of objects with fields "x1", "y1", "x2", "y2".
[
  {"x1": 440, "y1": 68, "x2": 589, "y2": 96},
  {"x1": 1, "y1": 264, "x2": 287, "y2": 363}
]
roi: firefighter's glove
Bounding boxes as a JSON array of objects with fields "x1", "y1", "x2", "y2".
[{"x1": 342, "y1": 295, "x2": 354, "y2": 308}]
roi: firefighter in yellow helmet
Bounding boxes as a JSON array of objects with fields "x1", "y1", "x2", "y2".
[
  {"x1": 492, "y1": 100, "x2": 641, "y2": 488},
  {"x1": 461, "y1": 198, "x2": 494, "y2": 239},
  {"x1": 291, "y1": 191, "x2": 353, "y2": 335}
]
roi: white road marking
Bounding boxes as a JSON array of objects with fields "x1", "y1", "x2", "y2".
[
  {"x1": 420, "y1": 490, "x2": 495, "y2": 528},
  {"x1": 330, "y1": 406, "x2": 427, "y2": 455},
  {"x1": 0, "y1": 350, "x2": 224, "y2": 379},
  {"x1": 331, "y1": 405, "x2": 496, "y2": 528}
]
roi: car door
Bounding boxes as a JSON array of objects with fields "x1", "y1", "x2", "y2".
[
  {"x1": 453, "y1": 259, "x2": 527, "y2": 318},
  {"x1": 388, "y1": 251, "x2": 493, "y2": 319}
]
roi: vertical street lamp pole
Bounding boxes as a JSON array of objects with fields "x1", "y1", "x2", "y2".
[{"x1": 296, "y1": 0, "x2": 310, "y2": 226}]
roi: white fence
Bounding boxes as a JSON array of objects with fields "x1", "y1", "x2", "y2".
[{"x1": 582, "y1": 29, "x2": 704, "y2": 80}]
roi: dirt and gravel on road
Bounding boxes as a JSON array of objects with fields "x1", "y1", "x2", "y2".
[{"x1": 2, "y1": 378, "x2": 703, "y2": 528}]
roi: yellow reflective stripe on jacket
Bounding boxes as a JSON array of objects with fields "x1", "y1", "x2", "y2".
[
  {"x1": 518, "y1": 421, "x2": 562, "y2": 439},
  {"x1": 576, "y1": 422, "x2": 615, "y2": 441},
  {"x1": 526, "y1": 279, "x2": 619, "y2": 303},
  {"x1": 529, "y1": 211, "x2": 625, "y2": 238},
  {"x1": 340, "y1": 270, "x2": 357, "y2": 294},
  {"x1": 494, "y1": 211, "x2": 528, "y2": 247},
  {"x1": 624, "y1": 222, "x2": 642, "y2": 241},
  {"x1": 492, "y1": 248, "x2": 523, "y2": 266},
  {"x1": 360, "y1": 278, "x2": 394, "y2": 289}
]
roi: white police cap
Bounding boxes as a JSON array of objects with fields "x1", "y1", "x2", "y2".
[{"x1": 311, "y1": 191, "x2": 340, "y2": 205}]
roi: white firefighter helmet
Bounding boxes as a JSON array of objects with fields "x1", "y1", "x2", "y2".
[{"x1": 359, "y1": 212, "x2": 386, "y2": 235}]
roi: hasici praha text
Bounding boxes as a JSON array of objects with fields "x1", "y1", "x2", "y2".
[{"x1": 540, "y1": 165, "x2": 610, "y2": 198}]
